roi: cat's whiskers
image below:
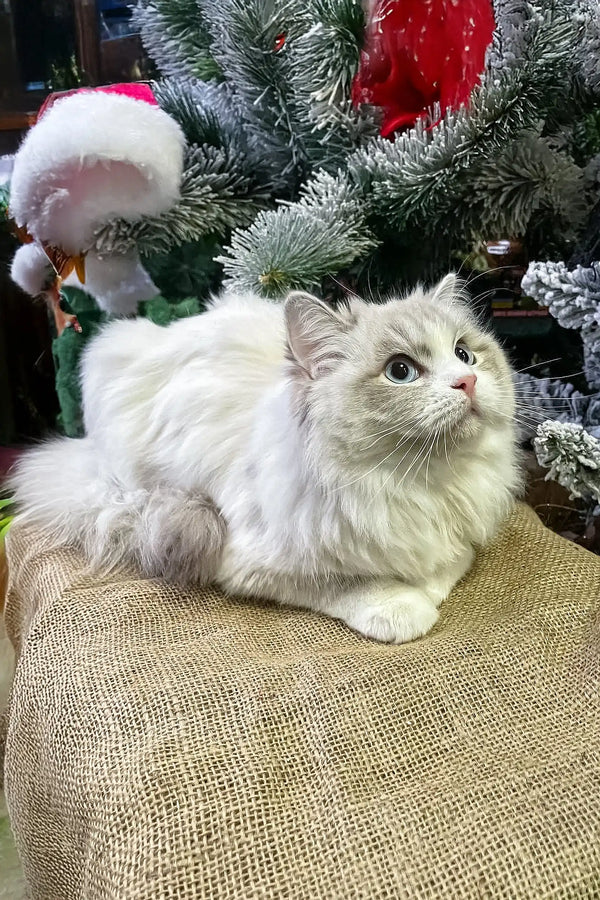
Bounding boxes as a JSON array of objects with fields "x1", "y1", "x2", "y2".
[
  {"x1": 359, "y1": 424, "x2": 404, "y2": 450},
  {"x1": 514, "y1": 418, "x2": 549, "y2": 431},
  {"x1": 511, "y1": 403, "x2": 576, "y2": 420},
  {"x1": 367, "y1": 427, "x2": 440, "y2": 510},
  {"x1": 497, "y1": 384, "x2": 583, "y2": 411},
  {"x1": 363, "y1": 429, "x2": 429, "y2": 507},
  {"x1": 505, "y1": 406, "x2": 550, "y2": 426},
  {"x1": 497, "y1": 390, "x2": 582, "y2": 423},
  {"x1": 465, "y1": 264, "x2": 522, "y2": 288},
  {"x1": 518, "y1": 369, "x2": 584, "y2": 381},
  {"x1": 424, "y1": 427, "x2": 442, "y2": 489},
  {"x1": 467, "y1": 287, "x2": 498, "y2": 305},
  {"x1": 332, "y1": 436, "x2": 406, "y2": 492},
  {"x1": 447, "y1": 430, "x2": 460, "y2": 474},
  {"x1": 511, "y1": 403, "x2": 558, "y2": 421},
  {"x1": 513, "y1": 398, "x2": 575, "y2": 409},
  {"x1": 442, "y1": 430, "x2": 452, "y2": 475},
  {"x1": 513, "y1": 419, "x2": 545, "y2": 434},
  {"x1": 397, "y1": 433, "x2": 436, "y2": 489},
  {"x1": 493, "y1": 407, "x2": 555, "y2": 433},
  {"x1": 515, "y1": 357, "x2": 563, "y2": 374}
]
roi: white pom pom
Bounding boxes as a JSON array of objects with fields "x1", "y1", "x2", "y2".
[
  {"x1": 10, "y1": 243, "x2": 53, "y2": 296},
  {"x1": 9, "y1": 91, "x2": 186, "y2": 255},
  {"x1": 64, "y1": 249, "x2": 159, "y2": 316}
]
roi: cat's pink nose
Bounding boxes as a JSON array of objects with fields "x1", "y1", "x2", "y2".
[{"x1": 452, "y1": 373, "x2": 477, "y2": 399}]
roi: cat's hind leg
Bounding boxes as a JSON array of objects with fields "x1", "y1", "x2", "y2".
[
  {"x1": 9, "y1": 437, "x2": 226, "y2": 585},
  {"x1": 129, "y1": 488, "x2": 226, "y2": 585}
]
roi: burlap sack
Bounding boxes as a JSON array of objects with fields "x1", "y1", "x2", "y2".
[{"x1": 3, "y1": 502, "x2": 600, "y2": 899}]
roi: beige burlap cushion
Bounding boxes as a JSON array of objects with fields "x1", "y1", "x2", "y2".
[{"x1": 3, "y1": 502, "x2": 600, "y2": 899}]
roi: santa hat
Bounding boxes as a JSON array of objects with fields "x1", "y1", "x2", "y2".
[{"x1": 9, "y1": 85, "x2": 186, "y2": 256}]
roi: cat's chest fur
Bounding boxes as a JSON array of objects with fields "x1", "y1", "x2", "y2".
[{"x1": 214, "y1": 415, "x2": 517, "y2": 595}]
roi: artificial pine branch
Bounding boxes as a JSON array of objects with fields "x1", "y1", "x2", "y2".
[
  {"x1": 121, "y1": 0, "x2": 598, "y2": 290},
  {"x1": 522, "y1": 254, "x2": 600, "y2": 507},
  {"x1": 468, "y1": 131, "x2": 588, "y2": 242},
  {"x1": 515, "y1": 372, "x2": 600, "y2": 436},
  {"x1": 355, "y1": 4, "x2": 577, "y2": 230},
  {"x1": 220, "y1": 2, "x2": 585, "y2": 295},
  {"x1": 153, "y1": 80, "x2": 238, "y2": 152},
  {"x1": 152, "y1": 78, "x2": 273, "y2": 186},
  {"x1": 534, "y1": 420, "x2": 600, "y2": 502},
  {"x1": 523, "y1": 260, "x2": 600, "y2": 333},
  {"x1": 573, "y1": 0, "x2": 600, "y2": 96},
  {"x1": 134, "y1": 0, "x2": 221, "y2": 81},
  {"x1": 523, "y1": 260, "x2": 600, "y2": 390},
  {"x1": 219, "y1": 170, "x2": 377, "y2": 294},
  {"x1": 94, "y1": 144, "x2": 270, "y2": 257},
  {"x1": 197, "y1": 0, "x2": 310, "y2": 194},
  {"x1": 287, "y1": 0, "x2": 379, "y2": 166}
]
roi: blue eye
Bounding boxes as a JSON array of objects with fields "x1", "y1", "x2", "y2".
[
  {"x1": 384, "y1": 356, "x2": 420, "y2": 384},
  {"x1": 455, "y1": 343, "x2": 475, "y2": 365}
]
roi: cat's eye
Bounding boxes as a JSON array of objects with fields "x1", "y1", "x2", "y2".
[
  {"x1": 384, "y1": 356, "x2": 420, "y2": 384},
  {"x1": 455, "y1": 343, "x2": 476, "y2": 365}
]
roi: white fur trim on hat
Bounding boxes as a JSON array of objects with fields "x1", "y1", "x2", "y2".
[
  {"x1": 10, "y1": 242, "x2": 53, "y2": 296},
  {"x1": 64, "y1": 249, "x2": 159, "y2": 316},
  {"x1": 9, "y1": 91, "x2": 186, "y2": 255}
]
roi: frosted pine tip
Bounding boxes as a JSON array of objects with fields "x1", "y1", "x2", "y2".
[{"x1": 259, "y1": 270, "x2": 286, "y2": 289}]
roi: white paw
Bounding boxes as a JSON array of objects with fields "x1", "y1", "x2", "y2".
[
  {"x1": 351, "y1": 588, "x2": 439, "y2": 644},
  {"x1": 422, "y1": 548, "x2": 476, "y2": 608},
  {"x1": 423, "y1": 583, "x2": 448, "y2": 609}
]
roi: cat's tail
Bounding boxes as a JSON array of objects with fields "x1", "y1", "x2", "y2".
[{"x1": 7, "y1": 437, "x2": 226, "y2": 584}]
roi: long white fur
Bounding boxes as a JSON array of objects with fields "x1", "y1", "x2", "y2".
[
  {"x1": 9, "y1": 91, "x2": 185, "y2": 255},
  {"x1": 10, "y1": 278, "x2": 522, "y2": 643}
]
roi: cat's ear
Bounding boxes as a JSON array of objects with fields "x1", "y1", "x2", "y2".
[
  {"x1": 284, "y1": 291, "x2": 348, "y2": 378},
  {"x1": 432, "y1": 273, "x2": 460, "y2": 305}
]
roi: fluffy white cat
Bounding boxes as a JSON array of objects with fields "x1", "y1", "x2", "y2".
[{"x1": 10, "y1": 275, "x2": 521, "y2": 643}]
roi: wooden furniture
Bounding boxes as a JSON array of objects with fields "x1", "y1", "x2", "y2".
[{"x1": 74, "y1": 0, "x2": 148, "y2": 85}]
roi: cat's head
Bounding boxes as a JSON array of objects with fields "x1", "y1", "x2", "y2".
[{"x1": 284, "y1": 274, "x2": 515, "y2": 470}]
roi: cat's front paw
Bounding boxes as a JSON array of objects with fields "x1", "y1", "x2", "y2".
[{"x1": 351, "y1": 587, "x2": 439, "y2": 644}]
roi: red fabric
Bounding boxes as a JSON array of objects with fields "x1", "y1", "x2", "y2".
[
  {"x1": 36, "y1": 82, "x2": 157, "y2": 123},
  {"x1": 95, "y1": 83, "x2": 157, "y2": 105},
  {"x1": 352, "y1": 0, "x2": 495, "y2": 137}
]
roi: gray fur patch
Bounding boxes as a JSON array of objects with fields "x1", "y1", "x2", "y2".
[{"x1": 134, "y1": 489, "x2": 227, "y2": 585}]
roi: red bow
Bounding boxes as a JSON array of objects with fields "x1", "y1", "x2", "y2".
[{"x1": 352, "y1": 0, "x2": 495, "y2": 137}]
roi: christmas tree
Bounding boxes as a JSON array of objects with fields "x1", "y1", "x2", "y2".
[{"x1": 7, "y1": 0, "x2": 600, "y2": 514}]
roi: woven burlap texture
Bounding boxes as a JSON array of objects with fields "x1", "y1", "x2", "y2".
[{"x1": 3, "y1": 502, "x2": 600, "y2": 899}]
